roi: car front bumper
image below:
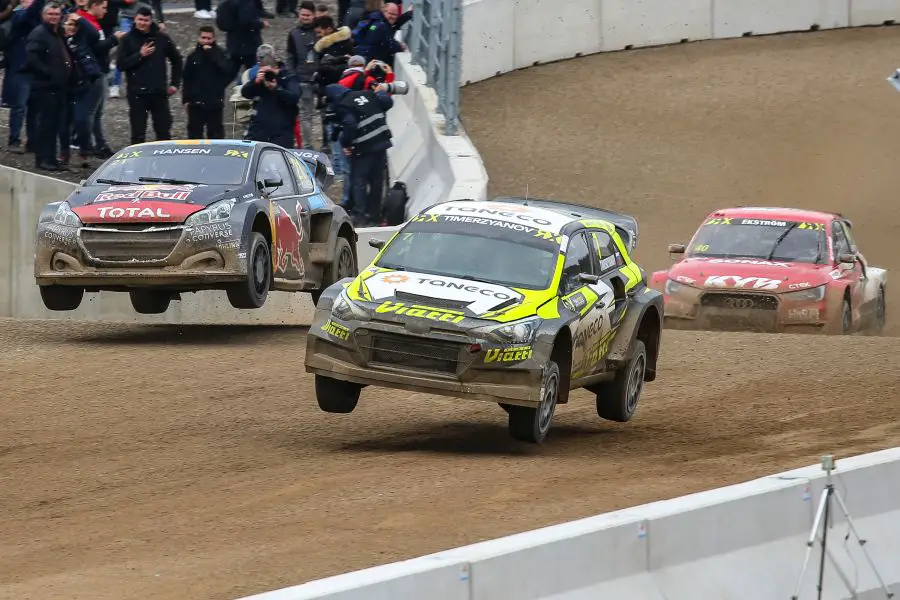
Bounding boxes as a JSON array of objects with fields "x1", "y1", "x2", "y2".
[
  {"x1": 663, "y1": 287, "x2": 831, "y2": 333},
  {"x1": 34, "y1": 221, "x2": 246, "y2": 289},
  {"x1": 303, "y1": 311, "x2": 547, "y2": 407}
]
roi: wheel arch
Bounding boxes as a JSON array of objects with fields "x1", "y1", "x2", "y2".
[
  {"x1": 549, "y1": 325, "x2": 573, "y2": 404},
  {"x1": 635, "y1": 304, "x2": 661, "y2": 382}
]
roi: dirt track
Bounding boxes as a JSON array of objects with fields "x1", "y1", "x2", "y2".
[{"x1": 4, "y1": 26, "x2": 900, "y2": 600}]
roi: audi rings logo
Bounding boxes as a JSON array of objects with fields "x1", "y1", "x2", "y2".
[{"x1": 723, "y1": 297, "x2": 756, "y2": 309}]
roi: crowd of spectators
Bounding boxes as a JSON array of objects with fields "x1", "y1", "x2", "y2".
[{"x1": 0, "y1": 0, "x2": 412, "y2": 224}]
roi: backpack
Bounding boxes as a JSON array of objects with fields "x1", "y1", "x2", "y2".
[
  {"x1": 351, "y1": 17, "x2": 374, "y2": 47},
  {"x1": 215, "y1": 0, "x2": 238, "y2": 32},
  {"x1": 381, "y1": 181, "x2": 409, "y2": 226}
]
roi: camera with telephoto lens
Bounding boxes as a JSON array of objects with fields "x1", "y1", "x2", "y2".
[{"x1": 379, "y1": 81, "x2": 409, "y2": 95}]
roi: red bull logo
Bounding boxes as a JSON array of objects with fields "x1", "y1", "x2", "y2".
[{"x1": 274, "y1": 200, "x2": 306, "y2": 278}]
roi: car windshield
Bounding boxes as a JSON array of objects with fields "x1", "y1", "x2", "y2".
[
  {"x1": 688, "y1": 217, "x2": 827, "y2": 264},
  {"x1": 89, "y1": 144, "x2": 251, "y2": 186},
  {"x1": 375, "y1": 224, "x2": 560, "y2": 290}
]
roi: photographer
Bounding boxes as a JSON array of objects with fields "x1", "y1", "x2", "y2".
[
  {"x1": 240, "y1": 47, "x2": 299, "y2": 148},
  {"x1": 325, "y1": 80, "x2": 393, "y2": 226}
]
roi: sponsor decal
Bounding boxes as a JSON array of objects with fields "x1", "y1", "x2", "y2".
[
  {"x1": 113, "y1": 150, "x2": 142, "y2": 159},
  {"x1": 441, "y1": 205, "x2": 554, "y2": 226},
  {"x1": 43, "y1": 224, "x2": 78, "y2": 247},
  {"x1": 675, "y1": 275, "x2": 696, "y2": 285},
  {"x1": 737, "y1": 218, "x2": 788, "y2": 227},
  {"x1": 574, "y1": 312, "x2": 605, "y2": 347},
  {"x1": 152, "y1": 148, "x2": 212, "y2": 155},
  {"x1": 563, "y1": 292, "x2": 587, "y2": 313},
  {"x1": 484, "y1": 345, "x2": 533, "y2": 363},
  {"x1": 224, "y1": 149, "x2": 250, "y2": 158},
  {"x1": 97, "y1": 206, "x2": 171, "y2": 219},
  {"x1": 95, "y1": 189, "x2": 192, "y2": 203},
  {"x1": 273, "y1": 200, "x2": 307, "y2": 278},
  {"x1": 708, "y1": 258, "x2": 791, "y2": 267},
  {"x1": 190, "y1": 222, "x2": 233, "y2": 243},
  {"x1": 321, "y1": 319, "x2": 350, "y2": 340},
  {"x1": 374, "y1": 301, "x2": 465, "y2": 324},
  {"x1": 787, "y1": 308, "x2": 819, "y2": 321},
  {"x1": 788, "y1": 282, "x2": 811, "y2": 289},
  {"x1": 408, "y1": 277, "x2": 513, "y2": 300},
  {"x1": 217, "y1": 239, "x2": 241, "y2": 251},
  {"x1": 585, "y1": 329, "x2": 616, "y2": 368},
  {"x1": 705, "y1": 275, "x2": 781, "y2": 290},
  {"x1": 95, "y1": 191, "x2": 143, "y2": 202}
]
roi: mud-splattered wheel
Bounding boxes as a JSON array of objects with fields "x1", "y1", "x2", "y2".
[
  {"x1": 315, "y1": 374, "x2": 362, "y2": 413},
  {"x1": 311, "y1": 236, "x2": 357, "y2": 306},
  {"x1": 507, "y1": 361, "x2": 560, "y2": 444},
  {"x1": 841, "y1": 297, "x2": 852, "y2": 334},
  {"x1": 227, "y1": 232, "x2": 271, "y2": 309},
  {"x1": 595, "y1": 340, "x2": 646, "y2": 423},
  {"x1": 871, "y1": 287, "x2": 886, "y2": 333},
  {"x1": 39, "y1": 285, "x2": 84, "y2": 311},
  {"x1": 129, "y1": 290, "x2": 172, "y2": 314}
]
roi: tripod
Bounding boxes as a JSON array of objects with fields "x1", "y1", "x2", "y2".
[{"x1": 791, "y1": 455, "x2": 894, "y2": 599}]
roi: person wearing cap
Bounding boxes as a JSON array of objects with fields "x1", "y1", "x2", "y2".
[{"x1": 239, "y1": 46, "x2": 299, "y2": 148}]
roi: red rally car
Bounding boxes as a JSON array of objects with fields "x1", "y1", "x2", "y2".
[{"x1": 650, "y1": 207, "x2": 887, "y2": 334}]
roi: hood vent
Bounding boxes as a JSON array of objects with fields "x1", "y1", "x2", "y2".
[{"x1": 395, "y1": 290, "x2": 472, "y2": 311}]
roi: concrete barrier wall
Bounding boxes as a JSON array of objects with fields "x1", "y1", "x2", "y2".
[
  {"x1": 0, "y1": 164, "x2": 400, "y2": 324},
  {"x1": 460, "y1": 0, "x2": 900, "y2": 85},
  {"x1": 240, "y1": 448, "x2": 900, "y2": 599}
]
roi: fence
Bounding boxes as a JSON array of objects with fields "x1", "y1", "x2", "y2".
[{"x1": 406, "y1": 0, "x2": 463, "y2": 135}]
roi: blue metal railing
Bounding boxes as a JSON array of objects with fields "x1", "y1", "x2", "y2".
[{"x1": 406, "y1": 0, "x2": 463, "y2": 135}]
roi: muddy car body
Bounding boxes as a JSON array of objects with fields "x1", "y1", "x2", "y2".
[
  {"x1": 650, "y1": 207, "x2": 887, "y2": 334},
  {"x1": 34, "y1": 139, "x2": 358, "y2": 314},
  {"x1": 304, "y1": 197, "x2": 664, "y2": 444}
]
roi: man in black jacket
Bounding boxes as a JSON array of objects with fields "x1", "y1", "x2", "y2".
[
  {"x1": 116, "y1": 4, "x2": 182, "y2": 144},
  {"x1": 26, "y1": 2, "x2": 75, "y2": 170},
  {"x1": 240, "y1": 49, "x2": 299, "y2": 148},
  {"x1": 286, "y1": 0, "x2": 316, "y2": 149},
  {"x1": 222, "y1": 0, "x2": 269, "y2": 83},
  {"x1": 182, "y1": 24, "x2": 231, "y2": 139}
]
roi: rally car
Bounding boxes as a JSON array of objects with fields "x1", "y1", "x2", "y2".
[
  {"x1": 650, "y1": 207, "x2": 887, "y2": 334},
  {"x1": 303, "y1": 197, "x2": 664, "y2": 444},
  {"x1": 34, "y1": 140, "x2": 358, "y2": 314}
]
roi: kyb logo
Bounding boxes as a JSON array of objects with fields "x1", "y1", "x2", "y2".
[
  {"x1": 705, "y1": 275, "x2": 782, "y2": 290},
  {"x1": 97, "y1": 206, "x2": 172, "y2": 219}
]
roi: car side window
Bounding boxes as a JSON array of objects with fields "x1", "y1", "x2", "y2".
[
  {"x1": 839, "y1": 221, "x2": 857, "y2": 252},
  {"x1": 832, "y1": 221, "x2": 851, "y2": 259},
  {"x1": 561, "y1": 232, "x2": 593, "y2": 294},
  {"x1": 257, "y1": 151, "x2": 297, "y2": 198},
  {"x1": 589, "y1": 230, "x2": 623, "y2": 273},
  {"x1": 287, "y1": 153, "x2": 316, "y2": 195}
]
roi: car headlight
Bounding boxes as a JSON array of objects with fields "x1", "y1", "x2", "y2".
[
  {"x1": 472, "y1": 316, "x2": 542, "y2": 345},
  {"x1": 45, "y1": 201, "x2": 82, "y2": 227},
  {"x1": 784, "y1": 284, "x2": 826, "y2": 302},
  {"x1": 665, "y1": 279, "x2": 683, "y2": 295},
  {"x1": 331, "y1": 290, "x2": 369, "y2": 321},
  {"x1": 185, "y1": 198, "x2": 237, "y2": 225}
]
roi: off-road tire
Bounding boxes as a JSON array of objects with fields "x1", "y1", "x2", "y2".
[
  {"x1": 315, "y1": 374, "x2": 362, "y2": 413},
  {"x1": 311, "y1": 236, "x2": 357, "y2": 306},
  {"x1": 595, "y1": 339, "x2": 647, "y2": 423},
  {"x1": 129, "y1": 290, "x2": 172, "y2": 314},
  {"x1": 227, "y1": 232, "x2": 271, "y2": 309},
  {"x1": 507, "y1": 361, "x2": 560, "y2": 444},
  {"x1": 39, "y1": 285, "x2": 84, "y2": 311},
  {"x1": 871, "y1": 286, "x2": 886, "y2": 333},
  {"x1": 841, "y1": 297, "x2": 852, "y2": 335}
]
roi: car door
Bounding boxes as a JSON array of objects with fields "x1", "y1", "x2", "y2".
[
  {"x1": 830, "y1": 219, "x2": 864, "y2": 307},
  {"x1": 560, "y1": 230, "x2": 616, "y2": 379},
  {"x1": 256, "y1": 149, "x2": 310, "y2": 283}
]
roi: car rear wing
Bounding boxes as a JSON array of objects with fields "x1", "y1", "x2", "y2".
[
  {"x1": 494, "y1": 196, "x2": 640, "y2": 253},
  {"x1": 290, "y1": 150, "x2": 335, "y2": 190}
]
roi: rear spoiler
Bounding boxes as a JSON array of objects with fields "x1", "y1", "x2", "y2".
[
  {"x1": 494, "y1": 196, "x2": 640, "y2": 253},
  {"x1": 290, "y1": 149, "x2": 335, "y2": 190}
]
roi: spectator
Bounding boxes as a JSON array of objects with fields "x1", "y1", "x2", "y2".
[
  {"x1": 80, "y1": 0, "x2": 121, "y2": 158},
  {"x1": 105, "y1": 0, "x2": 136, "y2": 98},
  {"x1": 351, "y1": 0, "x2": 404, "y2": 68},
  {"x1": 218, "y1": 0, "x2": 269, "y2": 83},
  {"x1": 313, "y1": 14, "x2": 352, "y2": 57},
  {"x1": 313, "y1": 14, "x2": 352, "y2": 152},
  {"x1": 273, "y1": 0, "x2": 292, "y2": 19},
  {"x1": 385, "y1": 1, "x2": 410, "y2": 33},
  {"x1": 325, "y1": 80, "x2": 393, "y2": 226},
  {"x1": 116, "y1": 4, "x2": 181, "y2": 144},
  {"x1": 3, "y1": 0, "x2": 45, "y2": 153},
  {"x1": 62, "y1": 11, "x2": 104, "y2": 168},
  {"x1": 240, "y1": 46, "x2": 299, "y2": 147},
  {"x1": 182, "y1": 24, "x2": 231, "y2": 139},
  {"x1": 286, "y1": 0, "x2": 316, "y2": 149},
  {"x1": 193, "y1": 0, "x2": 213, "y2": 19},
  {"x1": 26, "y1": 2, "x2": 74, "y2": 171},
  {"x1": 342, "y1": 0, "x2": 363, "y2": 29}
]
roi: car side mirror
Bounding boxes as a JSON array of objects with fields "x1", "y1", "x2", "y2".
[
  {"x1": 263, "y1": 178, "x2": 283, "y2": 188},
  {"x1": 368, "y1": 238, "x2": 385, "y2": 250},
  {"x1": 668, "y1": 243, "x2": 686, "y2": 259},
  {"x1": 838, "y1": 252, "x2": 856, "y2": 270},
  {"x1": 577, "y1": 273, "x2": 600, "y2": 284}
]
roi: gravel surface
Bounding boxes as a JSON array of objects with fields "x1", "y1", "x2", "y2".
[{"x1": 0, "y1": 0, "x2": 339, "y2": 184}]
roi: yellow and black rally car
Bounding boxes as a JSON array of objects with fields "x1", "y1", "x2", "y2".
[{"x1": 304, "y1": 197, "x2": 664, "y2": 444}]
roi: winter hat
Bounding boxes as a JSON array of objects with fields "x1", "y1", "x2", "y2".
[{"x1": 347, "y1": 55, "x2": 366, "y2": 67}]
